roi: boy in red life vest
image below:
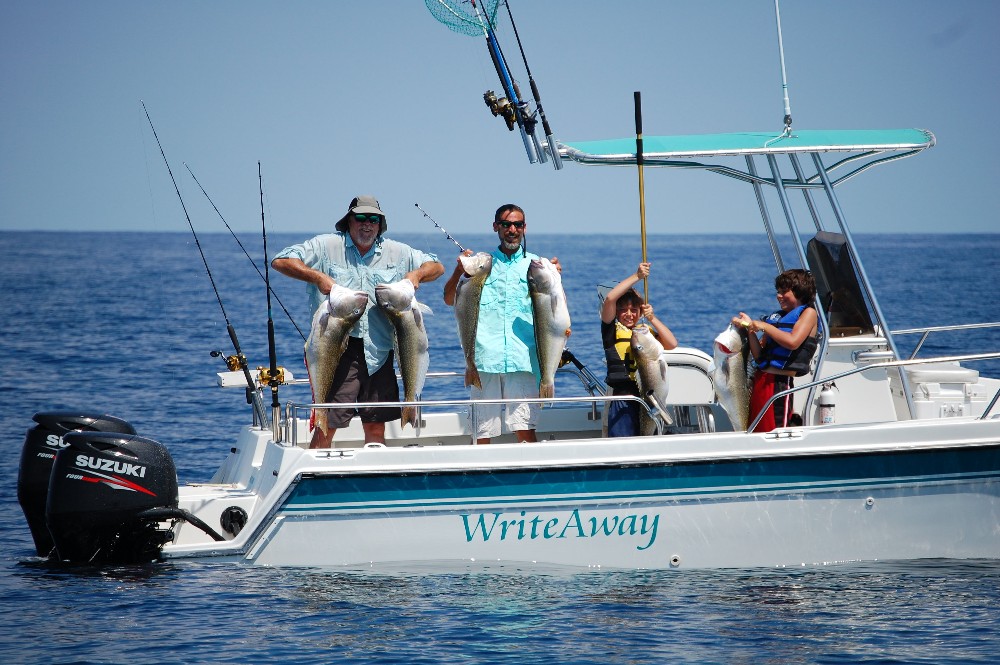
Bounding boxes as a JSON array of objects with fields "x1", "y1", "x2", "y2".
[{"x1": 732, "y1": 269, "x2": 818, "y2": 432}]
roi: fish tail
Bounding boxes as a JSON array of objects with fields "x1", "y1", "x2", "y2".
[
  {"x1": 313, "y1": 409, "x2": 328, "y2": 436},
  {"x1": 401, "y1": 406, "x2": 417, "y2": 428},
  {"x1": 465, "y1": 365, "x2": 482, "y2": 389},
  {"x1": 539, "y1": 382, "x2": 555, "y2": 399}
]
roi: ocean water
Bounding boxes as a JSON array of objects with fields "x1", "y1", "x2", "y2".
[{"x1": 2, "y1": 231, "x2": 999, "y2": 664}]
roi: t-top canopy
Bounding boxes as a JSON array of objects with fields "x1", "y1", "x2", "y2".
[{"x1": 557, "y1": 128, "x2": 935, "y2": 165}]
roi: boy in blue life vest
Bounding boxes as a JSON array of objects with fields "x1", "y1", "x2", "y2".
[
  {"x1": 600, "y1": 262, "x2": 678, "y2": 437},
  {"x1": 732, "y1": 268, "x2": 818, "y2": 432}
]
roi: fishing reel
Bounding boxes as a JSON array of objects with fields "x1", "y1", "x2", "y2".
[
  {"x1": 211, "y1": 350, "x2": 243, "y2": 372},
  {"x1": 484, "y1": 90, "x2": 517, "y2": 131},
  {"x1": 257, "y1": 366, "x2": 287, "y2": 387}
]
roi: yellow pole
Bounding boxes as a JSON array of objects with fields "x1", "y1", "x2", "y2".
[{"x1": 634, "y1": 91, "x2": 648, "y2": 304}]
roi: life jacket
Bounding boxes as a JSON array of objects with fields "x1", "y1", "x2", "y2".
[
  {"x1": 757, "y1": 304, "x2": 818, "y2": 377},
  {"x1": 603, "y1": 320, "x2": 638, "y2": 391}
]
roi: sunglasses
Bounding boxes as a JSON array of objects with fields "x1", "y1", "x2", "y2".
[
  {"x1": 353, "y1": 214, "x2": 383, "y2": 224},
  {"x1": 496, "y1": 221, "x2": 525, "y2": 229}
]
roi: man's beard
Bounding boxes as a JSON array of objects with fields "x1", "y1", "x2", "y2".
[{"x1": 501, "y1": 238, "x2": 521, "y2": 252}]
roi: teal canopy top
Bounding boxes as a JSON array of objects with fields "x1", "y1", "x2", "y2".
[{"x1": 557, "y1": 128, "x2": 935, "y2": 165}]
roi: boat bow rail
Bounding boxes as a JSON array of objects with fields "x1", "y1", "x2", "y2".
[{"x1": 751, "y1": 350, "x2": 1000, "y2": 432}]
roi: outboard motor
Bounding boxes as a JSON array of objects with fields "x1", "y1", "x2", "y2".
[
  {"x1": 46, "y1": 431, "x2": 179, "y2": 564},
  {"x1": 17, "y1": 412, "x2": 136, "y2": 557}
]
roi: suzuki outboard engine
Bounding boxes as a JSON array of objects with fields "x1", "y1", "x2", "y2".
[
  {"x1": 46, "y1": 431, "x2": 179, "y2": 564},
  {"x1": 17, "y1": 412, "x2": 136, "y2": 557}
]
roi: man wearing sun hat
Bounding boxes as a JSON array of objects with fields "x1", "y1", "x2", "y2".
[{"x1": 272, "y1": 195, "x2": 444, "y2": 448}]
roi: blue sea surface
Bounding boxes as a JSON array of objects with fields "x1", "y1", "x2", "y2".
[{"x1": 2, "y1": 231, "x2": 999, "y2": 664}]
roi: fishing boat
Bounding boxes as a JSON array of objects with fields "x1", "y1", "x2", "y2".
[
  {"x1": 17, "y1": 2, "x2": 1000, "y2": 570},
  {"x1": 18, "y1": 124, "x2": 1000, "y2": 569}
]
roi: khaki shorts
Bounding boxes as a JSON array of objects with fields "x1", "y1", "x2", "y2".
[{"x1": 469, "y1": 371, "x2": 539, "y2": 439}]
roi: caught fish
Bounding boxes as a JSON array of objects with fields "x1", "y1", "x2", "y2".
[
  {"x1": 305, "y1": 284, "x2": 370, "y2": 436},
  {"x1": 375, "y1": 278, "x2": 431, "y2": 428},
  {"x1": 453, "y1": 252, "x2": 492, "y2": 389},
  {"x1": 711, "y1": 324, "x2": 751, "y2": 431},
  {"x1": 528, "y1": 257, "x2": 571, "y2": 399},
  {"x1": 630, "y1": 324, "x2": 671, "y2": 433}
]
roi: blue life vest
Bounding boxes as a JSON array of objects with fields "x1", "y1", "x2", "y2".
[{"x1": 757, "y1": 304, "x2": 818, "y2": 376}]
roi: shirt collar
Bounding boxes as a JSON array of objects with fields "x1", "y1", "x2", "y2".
[{"x1": 494, "y1": 245, "x2": 525, "y2": 263}]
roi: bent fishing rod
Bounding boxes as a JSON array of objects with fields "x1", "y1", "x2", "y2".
[
  {"x1": 184, "y1": 163, "x2": 306, "y2": 342},
  {"x1": 141, "y1": 101, "x2": 269, "y2": 427}
]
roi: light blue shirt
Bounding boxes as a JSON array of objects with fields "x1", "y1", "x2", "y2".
[
  {"x1": 474, "y1": 246, "x2": 539, "y2": 376},
  {"x1": 274, "y1": 232, "x2": 439, "y2": 372}
]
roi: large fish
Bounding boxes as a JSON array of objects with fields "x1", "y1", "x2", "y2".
[
  {"x1": 453, "y1": 252, "x2": 492, "y2": 389},
  {"x1": 711, "y1": 324, "x2": 751, "y2": 431},
  {"x1": 305, "y1": 284, "x2": 370, "y2": 436},
  {"x1": 528, "y1": 257, "x2": 571, "y2": 399},
  {"x1": 630, "y1": 324, "x2": 672, "y2": 433},
  {"x1": 375, "y1": 278, "x2": 431, "y2": 428}
]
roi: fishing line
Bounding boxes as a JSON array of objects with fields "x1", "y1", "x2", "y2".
[
  {"x1": 140, "y1": 101, "x2": 269, "y2": 427},
  {"x1": 142, "y1": 103, "x2": 228, "y2": 322},
  {"x1": 415, "y1": 203, "x2": 466, "y2": 252},
  {"x1": 184, "y1": 163, "x2": 306, "y2": 342},
  {"x1": 137, "y1": 111, "x2": 160, "y2": 230}
]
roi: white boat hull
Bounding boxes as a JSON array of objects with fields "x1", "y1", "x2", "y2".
[{"x1": 162, "y1": 417, "x2": 1000, "y2": 569}]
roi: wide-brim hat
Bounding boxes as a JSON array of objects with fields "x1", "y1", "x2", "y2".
[{"x1": 335, "y1": 195, "x2": 387, "y2": 235}]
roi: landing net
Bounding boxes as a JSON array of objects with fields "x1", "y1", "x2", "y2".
[{"x1": 425, "y1": 0, "x2": 500, "y2": 36}]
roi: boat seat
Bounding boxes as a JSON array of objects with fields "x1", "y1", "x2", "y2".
[
  {"x1": 660, "y1": 347, "x2": 715, "y2": 405},
  {"x1": 663, "y1": 346, "x2": 713, "y2": 373},
  {"x1": 904, "y1": 362, "x2": 979, "y2": 385}
]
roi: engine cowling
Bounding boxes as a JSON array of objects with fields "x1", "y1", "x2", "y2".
[
  {"x1": 46, "y1": 431, "x2": 179, "y2": 564},
  {"x1": 17, "y1": 412, "x2": 136, "y2": 557}
]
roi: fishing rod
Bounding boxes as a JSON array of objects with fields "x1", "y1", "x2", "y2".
[
  {"x1": 414, "y1": 203, "x2": 466, "y2": 252},
  {"x1": 634, "y1": 91, "x2": 649, "y2": 305},
  {"x1": 425, "y1": 0, "x2": 542, "y2": 163},
  {"x1": 475, "y1": 0, "x2": 542, "y2": 163},
  {"x1": 259, "y1": 162, "x2": 282, "y2": 441},
  {"x1": 141, "y1": 101, "x2": 269, "y2": 428},
  {"x1": 501, "y1": 0, "x2": 562, "y2": 169},
  {"x1": 184, "y1": 163, "x2": 307, "y2": 342}
]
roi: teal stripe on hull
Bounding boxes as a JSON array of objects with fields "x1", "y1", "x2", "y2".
[{"x1": 283, "y1": 445, "x2": 1000, "y2": 513}]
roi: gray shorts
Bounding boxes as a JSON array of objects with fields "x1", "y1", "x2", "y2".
[{"x1": 319, "y1": 337, "x2": 401, "y2": 428}]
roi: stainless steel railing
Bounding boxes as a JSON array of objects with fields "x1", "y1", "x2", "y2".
[{"x1": 748, "y1": 351, "x2": 1000, "y2": 432}]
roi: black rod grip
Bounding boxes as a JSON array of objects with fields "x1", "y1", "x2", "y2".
[{"x1": 634, "y1": 91, "x2": 643, "y2": 135}]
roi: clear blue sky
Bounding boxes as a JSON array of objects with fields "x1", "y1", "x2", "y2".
[{"x1": 2, "y1": 1, "x2": 998, "y2": 235}]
